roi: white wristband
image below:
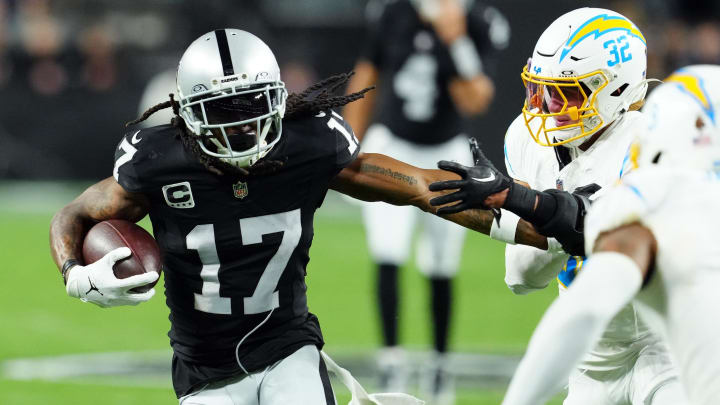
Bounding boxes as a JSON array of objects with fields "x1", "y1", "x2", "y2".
[
  {"x1": 490, "y1": 209, "x2": 520, "y2": 244},
  {"x1": 449, "y1": 35, "x2": 483, "y2": 79}
]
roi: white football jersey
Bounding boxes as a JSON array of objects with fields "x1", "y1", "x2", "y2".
[
  {"x1": 504, "y1": 110, "x2": 659, "y2": 370},
  {"x1": 585, "y1": 167, "x2": 720, "y2": 404}
]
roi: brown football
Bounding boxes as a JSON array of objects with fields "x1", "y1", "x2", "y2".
[{"x1": 82, "y1": 219, "x2": 162, "y2": 293}]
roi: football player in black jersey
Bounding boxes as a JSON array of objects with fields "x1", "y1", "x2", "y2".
[
  {"x1": 49, "y1": 29, "x2": 537, "y2": 404},
  {"x1": 343, "y1": 0, "x2": 509, "y2": 401}
]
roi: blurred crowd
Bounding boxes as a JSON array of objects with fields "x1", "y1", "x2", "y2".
[{"x1": 0, "y1": 0, "x2": 718, "y2": 180}]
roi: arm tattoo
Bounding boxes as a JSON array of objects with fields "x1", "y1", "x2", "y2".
[
  {"x1": 360, "y1": 163, "x2": 418, "y2": 186},
  {"x1": 49, "y1": 178, "x2": 148, "y2": 273},
  {"x1": 444, "y1": 209, "x2": 494, "y2": 235}
]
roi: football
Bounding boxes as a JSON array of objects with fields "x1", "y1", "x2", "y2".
[{"x1": 82, "y1": 219, "x2": 162, "y2": 293}]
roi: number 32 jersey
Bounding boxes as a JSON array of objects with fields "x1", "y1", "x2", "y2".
[{"x1": 113, "y1": 110, "x2": 359, "y2": 397}]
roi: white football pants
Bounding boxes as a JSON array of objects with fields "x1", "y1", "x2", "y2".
[
  {"x1": 360, "y1": 124, "x2": 472, "y2": 277},
  {"x1": 564, "y1": 341, "x2": 686, "y2": 405},
  {"x1": 178, "y1": 345, "x2": 335, "y2": 405}
]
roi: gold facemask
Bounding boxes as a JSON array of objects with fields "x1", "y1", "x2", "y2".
[{"x1": 521, "y1": 65, "x2": 610, "y2": 147}]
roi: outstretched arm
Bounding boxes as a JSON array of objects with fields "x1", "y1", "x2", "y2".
[
  {"x1": 430, "y1": 141, "x2": 597, "y2": 256},
  {"x1": 502, "y1": 223, "x2": 654, "y2": 405},
  {"x1": 50, "y1": 177, "x2": 149, "y2": 280},
  {"x1": 330, "y1": 153, "x2": 547, "y2": 249}
]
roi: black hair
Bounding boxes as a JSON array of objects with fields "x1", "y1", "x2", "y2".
[{"x1": 126, "y1": 72, "x2": 373, "y2": 179}]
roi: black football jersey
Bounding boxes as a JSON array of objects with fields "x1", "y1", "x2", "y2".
[
  {"x1": 363, "y1": 0, "x2": 508, "y2": 145},
  {"x1": 113, "y1": 110, "x2": 359, "y2": 397}
]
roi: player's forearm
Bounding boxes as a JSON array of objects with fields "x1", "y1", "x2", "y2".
[
  {"x1": 50, "y1": 203, "x2": 94, "y2": 271},
  {"x1": 448, "y1": 75, "x2": 494, "y2": 116},
  {"x1": 333, "y1": 153, "x2": 440, "y2": 208},
  {"x1": 502, "y1": 253, "x2": 642, "y2": 405},
  {"x1": 343, "y1": 61, "x2": 378, "y2": 141},
  {"x1": 502, "y1": 293, "x2": 602, "y2": 405},
  {"x1": 444, "y1": 211, "x2": 546, "y2": 249},
  {"x1": 333, "y1": 153, "x2": 547, "y2": 248},
  {"x1": 49, "y1": 178, "x2": 149, "y2": 272}
]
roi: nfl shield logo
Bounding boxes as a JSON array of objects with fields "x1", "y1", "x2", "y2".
[{"x1": 233, "y1": 181, "x2": 248, "y2": 199}]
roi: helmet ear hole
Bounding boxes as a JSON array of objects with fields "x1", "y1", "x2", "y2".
[
  {"x1": 651, "y1": 151, "x2": 662, "y2": 164},
  {"x1": 611, "y1": 83, "x2": 630, "y2": 97}
]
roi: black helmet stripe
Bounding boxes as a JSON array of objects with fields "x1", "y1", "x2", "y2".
[{"x1": 214, "y1": 29, "x2": 234, "y2": 76}]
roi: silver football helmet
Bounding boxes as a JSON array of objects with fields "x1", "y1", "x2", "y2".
[{"x1": 176, "y1": 29, "x2": 287, "y2": 168}]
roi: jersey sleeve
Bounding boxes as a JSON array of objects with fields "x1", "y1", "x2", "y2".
[
  {"x1": 113, "y1": 130, "x2": 146, "y2": 193},
  {"x1": 584, "y1": 168, "x2": 671, "y2": 254},
  {"x1": 503, "y1": 114, "x2": 530, "y2": 183},
  {"x1": 328, "y1": 110, "x2": 360, "y2": 172}
]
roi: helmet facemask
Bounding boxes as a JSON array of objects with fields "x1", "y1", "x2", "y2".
[
  {"x1": 521, "y1": 65, "x2": 610, "y2": 147},
  {"x1": 180, "y1": 82, "x2": 287, "y2": 168},
  {"x1": 521, "y1": 8, "x2": 649, "y2": 148}
]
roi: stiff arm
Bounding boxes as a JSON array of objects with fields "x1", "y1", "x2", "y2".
[
  {"x1": 49, "y1": 177, "x2": 149, "y2": 278},
  {"x1": 330, "y1": 153, "x2": 547, "y2": 249}
]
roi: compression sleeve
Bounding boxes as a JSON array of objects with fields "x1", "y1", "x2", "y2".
[{"x1": 501, "y1": 252, "x2": 643, "y2": 405}]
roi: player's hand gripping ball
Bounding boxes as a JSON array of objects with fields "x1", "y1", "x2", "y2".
[
  {"x1": 66, "y1": 220, "x2": 161, "y2": 308},
  {"x1": 82, "y1": 219, "x2": 162, "y2": 293}
]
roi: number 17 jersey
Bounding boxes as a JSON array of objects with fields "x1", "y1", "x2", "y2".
[{"x1": 113, "y1": 110, "x2": 359, "y2": 397}]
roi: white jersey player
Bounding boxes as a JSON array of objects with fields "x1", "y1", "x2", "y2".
[
  {"x1": 502, "y1": 64, "x2": 720, "y2": 405},
  {"x1": 430, "y1": 7, "x2": 685, "y2": 405},
  {"x1": 501, "y1": 9, "x2": 687, "y2": 405}
]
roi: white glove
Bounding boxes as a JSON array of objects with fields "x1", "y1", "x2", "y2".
[{"x1": 65, "y1": 247, "x2": 159, "y2": 308}]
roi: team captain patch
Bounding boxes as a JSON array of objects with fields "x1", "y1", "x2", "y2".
[
  {"x1": 162, "y1": 181, "x2": 195, "y2": 209},
  {"x1": 233, "y1": 181, "x2": 248, "y2": 199}
]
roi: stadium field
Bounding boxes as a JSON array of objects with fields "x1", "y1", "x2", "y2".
[{"x1": 0, "y1": 182, "x2": 563, "y2": 404}]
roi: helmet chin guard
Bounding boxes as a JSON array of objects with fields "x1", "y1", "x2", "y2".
[{"x1": 176, "y1": 29, "x2": 287, "y2": 168}]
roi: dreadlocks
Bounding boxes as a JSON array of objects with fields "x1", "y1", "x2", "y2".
[{"x1": 126, "y1": 72, "x2": 373, "y2": 179}]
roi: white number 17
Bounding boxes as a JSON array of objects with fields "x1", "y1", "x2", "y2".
[
  {"x1": 186, "y1": 209, "x2": 302, "y2": 315},
  {"x1": 327, "y1": 111, "x2": 358, "y2": 155}
]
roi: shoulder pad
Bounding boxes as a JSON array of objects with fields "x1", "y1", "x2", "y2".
[
  {"x1": 113, "y1": 125, "x2": 180, "y2": 193},
  {"x1": 504, "y1": 114, "x2": 532, "y2": 180},
  {"x1": 584, "y1": 168, "x2": 672, "y2": 254}
]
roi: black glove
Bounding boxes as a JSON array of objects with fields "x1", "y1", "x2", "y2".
[{"x1": 429, "y1": 138, "x2": 512, "y2": 215}]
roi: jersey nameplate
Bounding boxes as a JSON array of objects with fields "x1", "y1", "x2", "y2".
[{"x1": 162, "y1": 182, "x2": 195, "y2": 209}]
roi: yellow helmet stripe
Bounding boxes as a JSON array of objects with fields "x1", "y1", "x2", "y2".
[
  {"x1": 560, "y1": 14, "x2": 646, "y2": 62},
  {"x1": 665, "y1": 71, "x2": 716, "y2": 124}
]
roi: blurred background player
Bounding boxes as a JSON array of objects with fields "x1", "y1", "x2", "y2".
[
  {"x1": 343, "y1": 0, "x2": 508, "y2": 400},
  {"x1": 502, "y1": 64, "x2": 720, "y2": 405},
  {"x1": 430, "y1": 7, "x2": 687, "y2": 405}
]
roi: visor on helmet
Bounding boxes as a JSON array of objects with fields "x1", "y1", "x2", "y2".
[{"x1": 521, "y1": 65, "x2": 609, "y2": 147}]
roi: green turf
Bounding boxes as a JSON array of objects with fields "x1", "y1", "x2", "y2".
[
  {"x1": 0, "y1": 379, "x2": 564, "y2": 405},
  {"x1": 0, "y1": 193, "x2": 561, "y2": 404}
]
